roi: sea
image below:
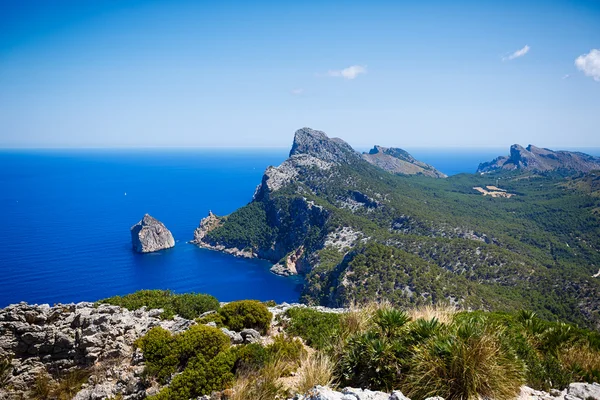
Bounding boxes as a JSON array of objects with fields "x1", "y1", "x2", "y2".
[{"x1": 1, "y1": 147, "x2": 598, "y2": 307}]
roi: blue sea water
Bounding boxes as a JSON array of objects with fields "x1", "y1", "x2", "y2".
[{"x1": 1, "y1": 147, "x2": 599, "y2": 307}]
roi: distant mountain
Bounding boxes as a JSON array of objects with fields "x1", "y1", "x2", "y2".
[
  {"x1": 193, "y1": 127, "x2": 600, "y2": 329},
  {"x1": 362, "y1": 146, "x2": 446, "y2": 178},
  {"x1": 478, "y1": 144, "x2": 600, "y2": 173}
]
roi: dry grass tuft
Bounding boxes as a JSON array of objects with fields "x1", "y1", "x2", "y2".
[
  {"x1": 408, "y1": 303, "x2": 457, "y2": 324},
  {"x1": 230, "y1": 357, "x2": 290, "y2": 400},
  {"x1": 340, "y1": 301, "x2": 392, "y2": 337},
  {"x1": 559, "y1": 343, "x2": 600, "y2": 373},
  {"x1": 402, "y1": 319, "x2": 524, "y2": 400},
  {"x1": 294, "y1": 351, "x2": 335, "y2": 394}
]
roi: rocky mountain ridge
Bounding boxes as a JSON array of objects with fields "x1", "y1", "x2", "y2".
[
  {"x1": 362, "y1": 146, "x2": 446, "y2": 178},
  {"x1": 477, "y1": 144, "x2": 600, "y2": 173},
  {"x1": 189, "y1": 127, "x2": 600, "y2": 329}
]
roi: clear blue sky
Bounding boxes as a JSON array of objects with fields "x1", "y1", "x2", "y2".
[{"x1": 0, "y1": 0, "x2": 598, "y2": 148}]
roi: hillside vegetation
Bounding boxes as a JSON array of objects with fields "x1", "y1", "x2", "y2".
[
  {"x1": 101, "y1": 291, "x2": 600, "y2": 400},
  {"x1": 195, "y1": 128, "x2": 600, "y2": 329}
]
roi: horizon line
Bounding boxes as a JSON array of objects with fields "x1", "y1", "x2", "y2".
[{"x1": 1, "y1": 145, "x2": 600, "y2": 151}]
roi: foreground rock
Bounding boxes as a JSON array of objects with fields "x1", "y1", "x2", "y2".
[
  {"x1": 130, "y1": 214, "x2": 175, "y2": 253},
  {"x1": 0, "y1": 302, "x2": 193, "y2": 399},
  {"x1": 291, "y1": 386, "x2": 409, "y2": 400},
  {"x1": 291, "y1": 383, "x2": 600, "y2": 400},
  {"x1": 362, "y1": 146, "x2": 447, "y2": 178},
  {"x1": 478, "y1": 144, "x2": 600, "y2": 173}
]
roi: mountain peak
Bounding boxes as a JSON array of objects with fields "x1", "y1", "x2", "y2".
[
  {"x1": 289, "y1": 127, "x2": 357, "y2": 163},
  {"x1": 478, "y1": 144, "x2": 600, "y2": 173},
  {"x1": 362, "y1": 146, "x2": 446, "y2": 178}
]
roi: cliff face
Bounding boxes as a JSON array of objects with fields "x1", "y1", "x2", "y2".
[
  {"x1": 192, "y1": 127, "x2": 353, "y2": 270},
  {"x1": 192, "y1": 127, "x2": 444, "y2": 273},
  {"x1": 362, "y1": 146, "x2": 447, "y2": 178},
  {"x1": 478, "y1": 144, "x2": 600, "y2": 173},
  {"x1": 289, "y1": 127, "x2": 359, "y2": 164}
]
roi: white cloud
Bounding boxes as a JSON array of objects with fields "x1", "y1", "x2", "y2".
[
  {"x1": 290, "y1": 88, "x2": 304, "y2": 95},
  {"x1": 562, "y1": 74, "x2": 571, "y2": 80},
  {"x1": 326, "y1": 65, "x2": 367, "y2": 79},
  {"x1": 503, "y1": 45, "x2": 530, "y2": 61},
  {"x1": 575, "y1": 49, "x2": 600, "y2": 81}
]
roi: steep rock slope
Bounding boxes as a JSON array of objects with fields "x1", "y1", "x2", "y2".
[
  {"x1": 362, "y1": 146, "x2": 446, "y2": 177},
  {"x1": 193, "y1": 128, "x2": 600, "y2": 328},
  {"x1": 478, "y1": 144, "x2": 600, "y2": 173}
]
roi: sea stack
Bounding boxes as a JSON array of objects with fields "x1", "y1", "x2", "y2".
[{"x1": 130, "y1": 214, "x2": 175, "y2": 253}]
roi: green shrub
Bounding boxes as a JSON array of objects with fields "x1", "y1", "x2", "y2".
[
  {"x1": 174, "y1": 324, "x2": 230, "y2": 365},
  {"x1": 150, "y1": 351, "x2": 236, "y2": 400},
  {"x1": 135, "y1": 327, "x2": 179, "y2": 383},
  {"x1": 219, "y1": 300, "x2": 272, "y2": 334},
  {"x1": 266, "y1": 334, "x2": 307, "y2": 376},
  {"x1": 170, "y1": 293, "x2": 221, "y2": 320},
  {"x1": 98, "y1": 290, "x2": 219, "y2": 319},
  {"x1": 374, "y1": 308, "x2": 410, "y2": 338},
  {"x1": 283, "y1": 307, "x2": 341, "y2": 349},
  {"x1": 136, "y1": 324, "x2": 230, "y2": 384},
  {"x1": 339, "y1": 331, "x2": 403, "y2": 391},
  {"x1": 234, "y1": 343, "x2": 270, "y2": 373},
  {"x1": 196, "y1": 312, "x2": 225, "y2": 327}
]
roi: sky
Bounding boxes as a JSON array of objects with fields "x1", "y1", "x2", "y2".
[{"x1": 0, "y1": 0, "x2": 599, "y2": 148}]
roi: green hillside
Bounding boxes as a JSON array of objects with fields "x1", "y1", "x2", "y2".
[{"x1": 196, "y1": 128, "x2": 600, "y2": 329}]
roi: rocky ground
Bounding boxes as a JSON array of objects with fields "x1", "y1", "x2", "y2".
[
  {"x1": 0, "y1": 301, "x2": 192, "y2": 399},
  {"x1": 0, "y1": 301, "x2": 598, "y2": 400}
]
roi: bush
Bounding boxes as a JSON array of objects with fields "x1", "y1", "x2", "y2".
[
  {"x1": 170, "y1": 293, "x2": 222, "y2": 320},
  {"x1": 136, "y1": 324, "x2": 230, "y2": 384},
  {"x1": 234, "y1": 343, "x2": 270, "y2": 373},
  {"x1": 196, "y1": 312, "x2": 225, "y2": 327},
  {"x1": 219, "y1": 300, "x2": 272, "y2": 334},
  {"x1": 267, "y1": 334, "x2": 306, "y2": 364},
  {"x1": 98, "y1": 290, "x2": 219, "y2": 319},
  {"x1": 374, "y1": 308, "x2": 410, "y2": 338},
  {"x1": 175, "y1": 324, "x2": 230, "y2": 365},
  {"x1": 135, "y1": 327, "x2": 179, "y2": 383},
  {"x1": 150, "y1": 351, "x2": 236, "y2": 400},
  {"x1": 283, "y1": 307, "x2": 341, "y2": 349},
  {"x1": 339, "y1": 331, "x2": 403, "y2": 391}
]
